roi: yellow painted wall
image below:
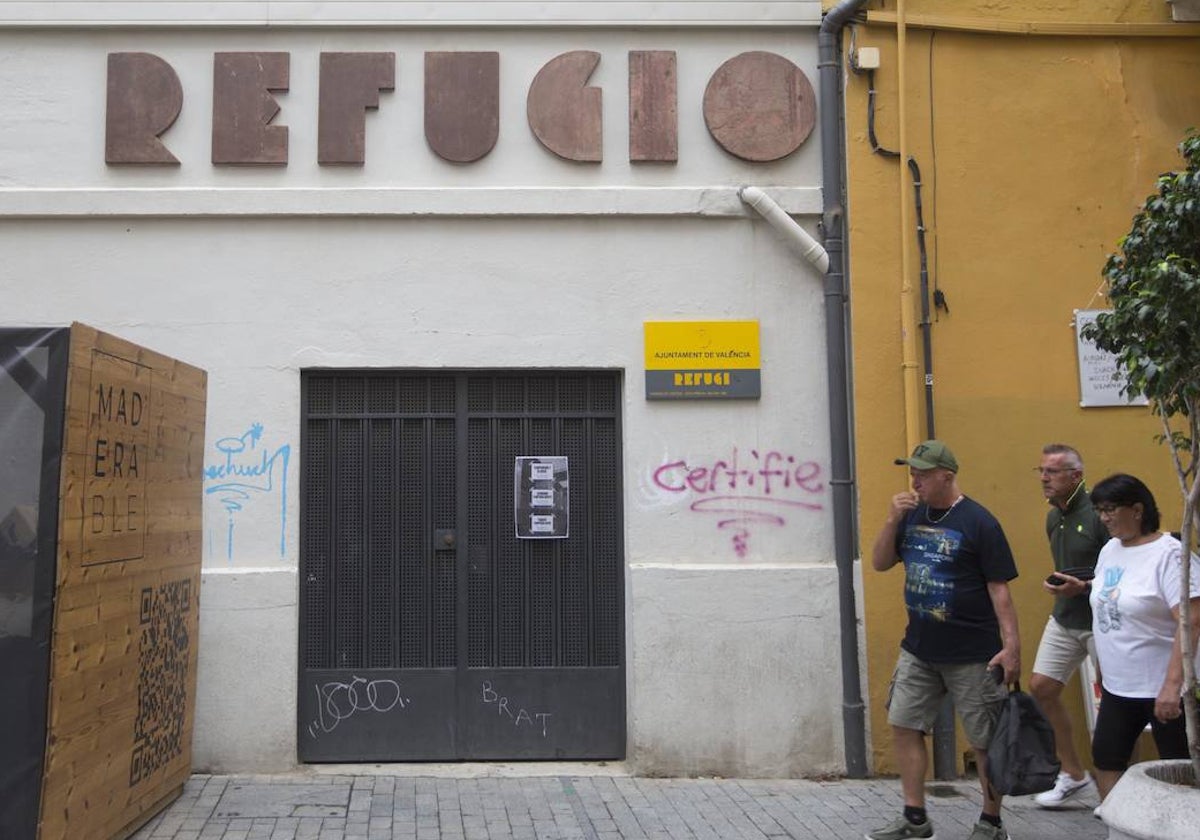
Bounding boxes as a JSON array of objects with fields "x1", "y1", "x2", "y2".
[{"x1": 843, "y1": 1, "x2": 1200, "y2": 773}]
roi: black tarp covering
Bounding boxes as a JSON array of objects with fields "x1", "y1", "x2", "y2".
[{"x1": 1, "y1": 328, "x2": 68, "y2": 840}]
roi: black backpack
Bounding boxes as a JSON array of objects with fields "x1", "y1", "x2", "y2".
[{"x1": 985, "y1": 682, "x2": 1061, "y2": 796}]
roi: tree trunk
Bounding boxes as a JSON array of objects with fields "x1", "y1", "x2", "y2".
[{"x1": 1183, "y1": 473, "x2": 1200, "y2": 787}]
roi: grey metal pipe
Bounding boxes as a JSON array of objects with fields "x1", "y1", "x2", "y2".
[{"x1": 819, "y1": 0, "x2": 871, "y2": 780}]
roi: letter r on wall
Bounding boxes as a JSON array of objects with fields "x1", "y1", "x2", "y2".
[{"x1": 106, "y1": 53, "x2": 183, "y2": 164}]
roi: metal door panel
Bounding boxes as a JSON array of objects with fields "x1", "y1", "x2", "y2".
[
  {"x1": 299, "y1": 669, "x2": 456, "y2": 761},
  {"x1": 459, "y1": 668, "x2": 624, "y2": 760},
  {"x1": 300, "y1": 371, "x2": 624, "y2": 762}
]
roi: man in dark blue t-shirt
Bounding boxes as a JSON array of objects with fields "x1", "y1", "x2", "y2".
[{"x1": 865, "y1": 440, "x2": 1021, "y2": 840}]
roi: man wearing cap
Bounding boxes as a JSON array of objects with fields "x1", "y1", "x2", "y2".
[
  {"x1": 1028, "y1": 443, "x2": 1108, "y2": 808},
  {"x1": 867, "y1": 440, "x2": 1021, "y2": 840}
]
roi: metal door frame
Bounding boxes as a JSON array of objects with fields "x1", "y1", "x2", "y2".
[{"x1": 298, "y1": 368, "x2": 626, "y2": 761}]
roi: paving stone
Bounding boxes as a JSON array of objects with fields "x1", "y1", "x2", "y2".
[{"x1": 126, "y1": 773, "x2": 1110, "y2": 840}]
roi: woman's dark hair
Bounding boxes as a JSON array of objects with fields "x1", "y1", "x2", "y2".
[{"x1": 1091, "y1": 473, "x2": 1160, "y2": 534}]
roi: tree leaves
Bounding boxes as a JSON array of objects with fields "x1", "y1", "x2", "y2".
[
  {"x1": 1084, "y1": 133, "x2": 1200, "y2": 421},
  {"x1": 1088, "y1": 132, "x2": 1200, "y2": 782}
]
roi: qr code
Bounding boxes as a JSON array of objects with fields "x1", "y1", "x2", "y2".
[{"x1": 129, "y1": 578, "x2": 191, "y2": 787}]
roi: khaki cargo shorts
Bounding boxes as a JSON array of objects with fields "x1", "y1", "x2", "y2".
[
  {"x1": 886, "y1": 648, "x2": 1007, "y2": 749},
  {"x1": 1032, "y1": 615, "x2": 1095, "y2": 685}
]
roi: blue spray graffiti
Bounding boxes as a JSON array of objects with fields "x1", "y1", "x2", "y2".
[{"x1": 204, "y1": 423, "x2": 290, "y2": 562}]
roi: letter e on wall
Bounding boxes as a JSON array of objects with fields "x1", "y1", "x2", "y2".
[{"x1": 212, "y1": 52, "x2": 290, "y2": 165}]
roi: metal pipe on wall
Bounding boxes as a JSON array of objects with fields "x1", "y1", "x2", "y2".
[
  {"x1": 819, "y1": 0, "x2": 872, "y2": 780},
  {"x1": 896, "y1": 0, "x2": 923, "y2": 454}
]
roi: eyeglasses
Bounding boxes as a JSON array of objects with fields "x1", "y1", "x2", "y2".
[
  {"x1": 1094, "y1": 505, "x2": 1126, "y2": 516},
  {"x1": 1034, "y1": 467, "x2": 1079, "y2": 476}
]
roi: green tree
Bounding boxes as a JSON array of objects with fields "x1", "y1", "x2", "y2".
[{"x1": 1083, "y1": 131, "x2": 1200, "y2": 784}]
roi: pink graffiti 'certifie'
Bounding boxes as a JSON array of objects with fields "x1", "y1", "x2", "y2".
[{"x1": 652, "y1": 448, "x2": 825, "y2": 557}]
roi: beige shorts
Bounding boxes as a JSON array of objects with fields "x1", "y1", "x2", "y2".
[
  {"x1": 886, "y1": 648, "x2": 1007, "y2": 749},
  {"x1": 1032, "y1": 615, "x2": 1095, "y2": 685}
]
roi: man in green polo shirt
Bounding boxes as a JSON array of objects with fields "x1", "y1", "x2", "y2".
[{"x1": 1030, "y1": 443, "x2": 1110, "y2": 808}]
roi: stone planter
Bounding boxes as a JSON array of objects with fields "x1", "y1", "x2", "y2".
[
  {"x1": 1169, "y1": 0, "x2": 1200, "y2": 21},
  {"x1": 1097, "y1": 760, "x2": 1200, "y2": 840}
]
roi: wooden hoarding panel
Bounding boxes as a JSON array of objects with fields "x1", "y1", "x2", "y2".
[{"x1": 40, "y1": 324, "x2": 206, "y2": 840}]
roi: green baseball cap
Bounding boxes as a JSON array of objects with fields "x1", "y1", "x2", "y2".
[{"x1": 894, "y1": 439, "x2": 958, "y2": 473}]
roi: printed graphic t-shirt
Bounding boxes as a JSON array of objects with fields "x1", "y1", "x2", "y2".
[
  {"x1": 1090, "y1": 533, "x2": 1200, "y2": 698},
  {"x1": 894, "y1": 497, "x2": 1019, "y2": 663}
]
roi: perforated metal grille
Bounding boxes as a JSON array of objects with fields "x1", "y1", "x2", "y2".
[
  {"x1": 302, "y1": 420, "x2": 331, "y2": 668},
  {"x1": 464, "y1": 374, "x2": 623, "y2": 669},
  {"x1": 334, "y1": 419, "x2": 364, "y2": 668},
  {"x1": 467, "y1": 377, "x2": 493, "y2": 412},
  {"x1": 302, "y1": 372, "x2": 622, "y2": 673},
  {"x1": 430, "y1": 378, "x2": 456, "y2": 414},
  {"x1": 368, "y1": 379, "x2": 395, "y2": 414},
  {"x1": 398, "y1": 377, "x2": 426, "y2": 412},
  {"x1": 591, "y1": 418, "x2": 621, "y2": 666},
  {"x1": 432, "y1": 418, "x2": 456, "y2": 668},
  {"x1": 528, "y1": 377, "x2": 555, "y2": 413},
  {"x1": 467, "y1": 417, "x2": 494, "y2": 667},
  {"x1": 398, "y1": 419, "x2": 428, "y2": 667},
  {"x1": 302, "y1": 375, "x2": 458, "y2": 670},
  {"x1": 494, "y1": 416, "x2": 524, "y2": 667},
  {"x1": 367, "y1": 418, "x2": 395, "y2": 667},
  {"x1": 560, "y1": 418, "x2": 589, "y2": 667},
  {"x1": 336, "y1": 378, "x2": 365, "y2": 414},
  {"x1": 309, "y1": 377, "x2": 335, "y2": 414},
  {"x1": 559, "y1": 378, "x2": 587, "y2": 413},
  {"x1": 496, "y1": 378, "x2": 525, "y2": 413},
  {"x1": 590, "y1": 375, "x2": 617, "y2": 413}
]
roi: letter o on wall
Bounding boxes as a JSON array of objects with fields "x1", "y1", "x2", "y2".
[{"x1": 703, "y1": 51, "x2": 816, "y2": 162}]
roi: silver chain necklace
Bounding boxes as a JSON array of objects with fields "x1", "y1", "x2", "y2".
[{"x1": 925, "y1": 494, "x2": 964, "y2": 525}]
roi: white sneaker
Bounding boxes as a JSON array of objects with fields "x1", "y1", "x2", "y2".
[{"x1": 1034, "y1": 771, "x2": 1093, "y2": 808}]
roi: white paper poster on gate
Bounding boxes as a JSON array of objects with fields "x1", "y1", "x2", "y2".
[{"x1": 514, "y1": 456, "x2": 568, "y2": 539}]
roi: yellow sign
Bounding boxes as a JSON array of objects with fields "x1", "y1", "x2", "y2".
[{"x1": 643, "y1": 321, "x2": 760, "y2": 399}]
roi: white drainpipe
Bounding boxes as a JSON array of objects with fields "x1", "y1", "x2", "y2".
[{"x1": 738, "y1": 186, "x2": 830, "y2": 274}]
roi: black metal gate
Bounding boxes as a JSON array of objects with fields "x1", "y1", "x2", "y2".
[{"x1": 298, "y1": 371, "x2": 625, "y2": 761}]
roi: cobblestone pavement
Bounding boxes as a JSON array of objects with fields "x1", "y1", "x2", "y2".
[{"x1": 129, "y1": 770, "x2": 1107, "y2": 840}]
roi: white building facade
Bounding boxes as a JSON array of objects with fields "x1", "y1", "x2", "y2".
[{"x1": 1, "y1": 1, "x2": 852, "y2": 777}]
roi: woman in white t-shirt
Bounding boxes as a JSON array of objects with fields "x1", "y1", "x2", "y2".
[{"x1": 1088, "y1": 473, "x2": 1200, "y2": 802}]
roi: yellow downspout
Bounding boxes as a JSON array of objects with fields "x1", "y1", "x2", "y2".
[{"x1": 896, "y1": 0, "x2": 922, "y2": 451}]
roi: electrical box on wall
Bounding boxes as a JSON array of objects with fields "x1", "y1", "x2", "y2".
[{"x1": 853, "y1": 47, "x2": 881, "y2": 70}]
